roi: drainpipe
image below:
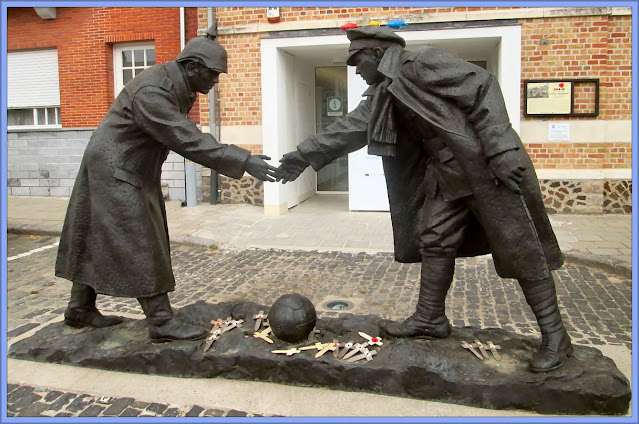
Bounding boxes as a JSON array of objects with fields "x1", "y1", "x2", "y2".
[
  {"x1": 182, "y1": 6, "x2": 198, "y2": 207},
  {"x1": 208, "y1": 7, "x2": 219, "y2": 205}
]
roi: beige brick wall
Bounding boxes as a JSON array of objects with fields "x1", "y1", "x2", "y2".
[
  {"x1": 195, "y1": 7, "x2": 632, "y2": 209},
  {"x1": 520, "y1": 15, "x2": 631, "y2": 120}
]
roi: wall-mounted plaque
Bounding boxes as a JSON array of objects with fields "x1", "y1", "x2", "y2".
[{"x1": 524, "y1": 79, "x2": 599, "y2": 117}]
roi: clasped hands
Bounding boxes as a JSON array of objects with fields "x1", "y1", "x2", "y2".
[{"x1": 245, "y1": 151, "x2": 309, "y2": 183}]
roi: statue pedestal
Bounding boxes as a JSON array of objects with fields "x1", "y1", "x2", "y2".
[{"x1": 9, "y1": 301, "x2": 630, "y2": 415}]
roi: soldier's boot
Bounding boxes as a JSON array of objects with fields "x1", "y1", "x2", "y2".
[
  {"x1": 64, "y1": 282, "x2": 124, "y2": 328},
  {"x1": 137, "y1": 293, "x2": 207, "y2": 343},
  {"x1": 519, "y1": 275, "x2": 574, "y2": 373},
  {"x1": 381, "y1": 257, "x2": 454, "y2": 339}
]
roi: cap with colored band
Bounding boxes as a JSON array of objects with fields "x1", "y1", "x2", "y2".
[{"x1": 346, "y1": 25, "x2": 406, "y2": 65}]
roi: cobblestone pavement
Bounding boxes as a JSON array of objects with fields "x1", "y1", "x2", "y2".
[
  {"x1": 6, "y1": 384, "x2": 276, "y2": 418},
  {"x1": 5, "y1": 233, "x2": 634, "y2": 417}
]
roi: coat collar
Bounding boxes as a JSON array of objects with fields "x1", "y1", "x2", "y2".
[
  {"x1": 165, "y1": 60, "x2": 196, "y2": 114},
  {"x1": 361, "y1": 44, "x2": 408, "y2": 97}
]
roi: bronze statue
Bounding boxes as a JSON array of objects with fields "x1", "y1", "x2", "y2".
[
  {"x1": 55, "y1": 26, "x2": 279, "y2": 342},
  {"x1": 278, "y1": 25, "x2": 572, "y2": 372}
]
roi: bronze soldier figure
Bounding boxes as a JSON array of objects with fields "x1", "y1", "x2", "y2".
[
  {"x1": 55, "y1": 26, "x2": 279, "y2": 342},
  {"x1": 278, "y1": 25, "x2": 572, "y2": 372}
]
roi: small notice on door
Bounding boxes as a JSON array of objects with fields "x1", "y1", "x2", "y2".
[{"x1": 327, "y1": 97, "x2": 343, "y2": 116}]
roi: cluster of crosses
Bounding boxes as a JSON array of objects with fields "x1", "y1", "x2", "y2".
[{"x1": 202, "y1": 310, "x2": 383, "y2": 364}]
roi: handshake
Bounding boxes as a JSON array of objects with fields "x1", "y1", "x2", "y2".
[{"x1": 246, "y1": 151, "x2": 309, "y2": 184}]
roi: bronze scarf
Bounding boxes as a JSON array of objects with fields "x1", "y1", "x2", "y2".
[{"x1": 366, "y1": 43, "x2": 404, "y2": 157}]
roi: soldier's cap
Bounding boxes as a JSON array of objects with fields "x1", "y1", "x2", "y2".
[
  {"x1": 176, "y1": 24, "x2": 228, "y2": 73},
  {"x1": 346, "y1": 25, "x2": 406, "y2": 65}
]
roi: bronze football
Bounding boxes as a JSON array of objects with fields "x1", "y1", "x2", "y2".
[{"x1": 269, "y1": 293, "x2": 317, "y2": 342}]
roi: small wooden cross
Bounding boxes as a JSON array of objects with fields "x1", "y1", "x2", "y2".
[
  {"x1": 253, "y1": 327, "x2": 274, "y2": 344},
  {"x1": 358, "y1": 331, "x2": 383, "y2": 347},
  {"x1": 272, "y1": 347, "x2": 301, "y2": 356},
  {"x1": 222, "y1": 318, "x2": 244, "y2": 334},
  {"x1": 253, "y1": 310, "x2": 268, "y2": 331},
  {"x1": 346, "y1": 348, "x2": 377, "y2": 363},
  {"x1": 486, "y1": 340, "x2": 502, "y2": 362},
  {"x1": 474, "y1": 339, "x2": 491, "y2": 360},
  {"x1": 307, "y1": 328, "x2": 321, "y2": 342},
  {"x1": 315, "y1": 342, "x2": 337, "y2": 358},
  {"x1": 338, "y1": 341, "x2": 354, "y2": 359},
  {"x1": 203, "y1": 329, "x2": 222, "y2": 353},
  {"x1": 461, "y1": 340, "x2": 484, "y2": 360},
  {"x1": 299, "y1": 342, "x2": 330, "y2": 352},
  {"x1": 332, "y1": 339, "x2": 342, "y2": 358},
  {"x1": 342, "y1": 343, "x2": 366, "y2": 361}
]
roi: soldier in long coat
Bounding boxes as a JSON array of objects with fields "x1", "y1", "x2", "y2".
[
  {"x1": 278, "y1": 25, "x2": 572, "y2": 372},
  {"x1": 55, "y1": 27, "x2": 279, "y2": 342}
]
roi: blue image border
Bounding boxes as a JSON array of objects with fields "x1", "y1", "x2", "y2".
[{"x1": 0, "y1": 0, "x2": 637, "y2": 423}]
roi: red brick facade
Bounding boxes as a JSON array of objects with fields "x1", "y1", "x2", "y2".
[
  {"x1": 520, "y1": 15, "x2": 632, "y2": 120},
  {"x1": 6, "y1": 7, "x2": 632, "y2": 211},
  {"x1": 201, "y1": 7, "x2": 632, "y2": 168},
  {"x1": 524, "y1": 142, "x2": 631, "y2": 169},
  {"x1": 7, "y1": 7, "x2": 199, "y2": 127}
]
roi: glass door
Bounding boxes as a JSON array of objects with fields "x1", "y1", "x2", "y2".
[{"x1": 315, "y1": 66, "x2": 348, "y2": 192}]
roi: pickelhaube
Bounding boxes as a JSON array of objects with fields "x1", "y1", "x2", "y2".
[{"x1": 176, "y1": 23, "x2": 228, "y2": 73}]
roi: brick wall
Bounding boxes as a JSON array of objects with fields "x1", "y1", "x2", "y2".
[
  {"x1": 525, "y1": 142, "x2": 631, "y2": 169},
  {"x1": 193, "y1": 7, "x2": 631, "y2": 212},
  {"x1": 213, "y1": 6, "x2": 518, "y2": 26},
  {"x1": 7, "y1": 6, "x2": 199, "y2": 128},
  {"x1": 200, "y1": 7, "x2": 632, "y2": 163},
  {"x1": 520, "y1": 15, "x2": 631, "y2": 120},
  {"x1": 519, "y1": 14, "x2": 632, "y2": 171},
  {"x1": 7, "y1": 7, "x2": 202, "y2": 201}
]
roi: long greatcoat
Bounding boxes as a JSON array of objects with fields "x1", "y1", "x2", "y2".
[
  {"x1": 298, "y1": 46, "x2": 563, "y2": 281},
  {"x1": 55, "y1": 60, "x2": 251, "y2": 297}
]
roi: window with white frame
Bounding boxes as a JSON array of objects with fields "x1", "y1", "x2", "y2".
[
  {"x1": 7, "y1": 49, "x2": 61, "y2": 129},
  {"x1": 114, "y1": 42, "x2": 156, "y2": 95}
]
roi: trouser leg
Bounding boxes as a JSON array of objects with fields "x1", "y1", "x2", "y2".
[
  {"x1": 382, "y1": 195, "x2": 469, "y2": 339},
  {"x1": 137, "y1": 293, "x2": 206, "y2": 342},
  {"x1": 519, "y1": 275, "x2": 573, "y2": 372},
  {"x1": 64, "y1": 282, "x2": 123, "y2": 328},
  {"x1": 382, "y1": 255, "x2": 455, "y2": 338}
]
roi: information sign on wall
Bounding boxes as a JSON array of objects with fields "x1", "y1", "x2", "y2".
[{"x1": 524, "y1": 79, "x2": 599, "y2": 117}]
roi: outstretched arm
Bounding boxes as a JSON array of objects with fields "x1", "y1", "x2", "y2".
[
  {"x1": 132, "y1": 86, "x2": 250, "y2": 179},
  {"x1": 277, "y1": 97, "x2": 372, "y2": 184}
]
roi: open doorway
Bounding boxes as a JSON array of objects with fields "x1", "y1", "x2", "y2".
[{"x1": 262, "y1": 25, "x2": 521, "y2": 216}]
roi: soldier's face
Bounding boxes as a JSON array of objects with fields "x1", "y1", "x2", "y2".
[
  {"x1": 188, "y1": 63, "x2": 220, "y2": 94},
  {"x1": 352, "y1": 49, "x2": 384, "y2": 85}
]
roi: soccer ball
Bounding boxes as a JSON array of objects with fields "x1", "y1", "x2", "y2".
[{"x1": 269, "y1": 293, "x2": 317, "y2": 342}]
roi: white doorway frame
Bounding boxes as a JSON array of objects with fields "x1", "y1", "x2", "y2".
[{"x1": 261, "y1": 25, "x2": 521, "y2": 216}]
